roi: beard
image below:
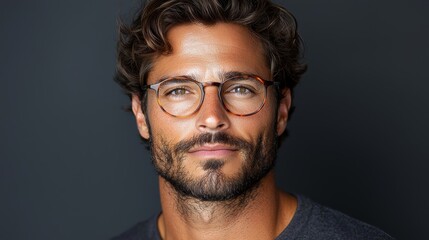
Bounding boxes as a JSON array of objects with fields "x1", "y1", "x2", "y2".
[{"x1": 150, "y1": 129, "x2": 278, "y2": 202}]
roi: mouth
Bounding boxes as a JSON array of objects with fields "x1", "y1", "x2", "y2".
[{"x1": 188, "y1": 144, "x2": 238, "y2": 158}]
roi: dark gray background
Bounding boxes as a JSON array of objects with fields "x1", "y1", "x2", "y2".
[{"x1": 1, "y1": 0, "x2": 428, "y2": 239}]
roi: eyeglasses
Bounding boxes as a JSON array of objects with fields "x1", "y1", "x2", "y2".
[{"x1": 142, "y1": 74, "x2": 279, "y2": 117}]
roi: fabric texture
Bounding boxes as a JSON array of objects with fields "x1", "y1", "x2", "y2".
[{"x1": 112, "y1": 194, "x2": 394, "y2": 240}]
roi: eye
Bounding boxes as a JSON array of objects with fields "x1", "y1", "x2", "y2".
[
  {"x1": 229, "y1": 86, "x2": 252, "y2": 95},
  {"x1": 224, "y1": 83, "x2": 257, "y2": 97},
  {"x1": 166, "y1": 87, "x2": 190, "y2": 96},
  {"x1": 158, "y1": 79, "x2": 201, "y2": 102}
]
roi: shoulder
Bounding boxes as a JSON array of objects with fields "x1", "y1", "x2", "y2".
[
  {"x1": 111, "y1": 214, "x2": 160, "y2": 240},
  {"x1": 277, "y1": 194, "x2": 394, "y2": 240}
]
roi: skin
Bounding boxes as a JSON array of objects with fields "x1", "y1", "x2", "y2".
[{"x1": 131, "y1": 23, "x2": 297, "y2": 240}]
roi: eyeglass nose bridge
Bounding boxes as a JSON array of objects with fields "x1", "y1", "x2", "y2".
[{"x1": 199, "y1": 81, "x2": 222, "y2": 88}]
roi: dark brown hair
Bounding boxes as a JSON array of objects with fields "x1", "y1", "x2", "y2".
[{"x1": 116, "y1": 0, "x2": 307, "y2": 104}]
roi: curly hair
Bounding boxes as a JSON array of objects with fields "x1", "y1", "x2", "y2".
[{"x1": 116, "y1": 0, "x2": 306, "y2": 106}]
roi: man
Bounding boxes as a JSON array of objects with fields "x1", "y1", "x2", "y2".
[{"x1": 113, "y1": 0, "x2": 393, "y2": 239}]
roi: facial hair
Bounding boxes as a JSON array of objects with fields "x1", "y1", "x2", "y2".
[{"x1": 150, "y1": 129, "x2": 278, "y2": 202}]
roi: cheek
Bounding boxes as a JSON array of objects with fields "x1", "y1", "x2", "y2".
[
  {"x1": 146, "y1": 98, "x2": 195, "y2": 143},
  {"x1": 230, "y1": 101, "x2": 277, "y2": 143}
]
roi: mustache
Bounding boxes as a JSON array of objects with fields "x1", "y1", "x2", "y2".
[{"x1": 174, "y1": 132, "x2": 251, "y2": 154}]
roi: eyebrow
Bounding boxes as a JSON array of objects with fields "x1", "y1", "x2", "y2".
[
  {"x1": 221, "y1": 71, "x2": 259, "y2": 81},
  {"x1": 152, "y1": 73, "x2": 198, "y2": 84},
  {"x1": 152, "y1": 71, "x2": 260, "y2": 84}
]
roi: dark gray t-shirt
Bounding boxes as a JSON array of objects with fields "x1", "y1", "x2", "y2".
[{"x1": 112, "y1": 194, "x2": 393, "y2": 240}]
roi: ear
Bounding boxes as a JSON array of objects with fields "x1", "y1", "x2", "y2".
[
  {"x1": 131, "y1": 94, "x2": 150, "y2": 139},
  {"x1": 276, "y1": 88, "x2": 292, "y2": 136}
]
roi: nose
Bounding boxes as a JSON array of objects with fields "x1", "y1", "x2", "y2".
[{"x1": 195, "y1": 85, "x2": 230, "y2": 132}]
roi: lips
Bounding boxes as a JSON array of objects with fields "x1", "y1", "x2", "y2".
[{"x1": 188, "y1": 144, "x2": 238, "y2": 158}]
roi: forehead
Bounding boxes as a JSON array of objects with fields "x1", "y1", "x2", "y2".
[{"x1": 147, "y1": 23, "x2": 270, "y2": 83}]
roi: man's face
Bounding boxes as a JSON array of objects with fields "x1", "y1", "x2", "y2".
[{"x1": 132, "y1": 23, "x2": 290, "y2": 201}]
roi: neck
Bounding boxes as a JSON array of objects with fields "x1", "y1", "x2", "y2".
[{"x1": 157, "y1": 171, "x2": 297, "y2": 240}]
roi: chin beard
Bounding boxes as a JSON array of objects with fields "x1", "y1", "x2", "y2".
[{"x1": 150, "y1": 130, "x2": 278, "y2": 202}]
